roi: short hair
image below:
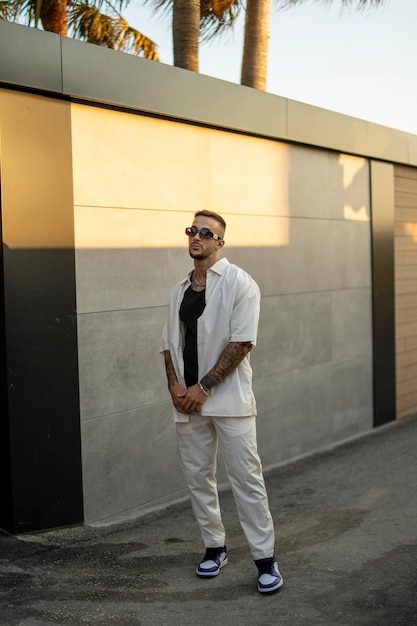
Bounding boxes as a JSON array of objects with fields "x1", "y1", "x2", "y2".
[{"x1": 194, "y1": 210, "x2": 226, "y2": 237}]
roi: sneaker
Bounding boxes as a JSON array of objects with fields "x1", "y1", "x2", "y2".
[
  {"x1": 255, "y1": 556, "x2": 283, "y2": 593},
  {"x1": 196, "y1": 546, "x2": 228, "y2": 577}
]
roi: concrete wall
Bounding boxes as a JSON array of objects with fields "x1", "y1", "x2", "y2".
[{"x1": 71, "y1": 105, "x2": 372, "y2": 524}]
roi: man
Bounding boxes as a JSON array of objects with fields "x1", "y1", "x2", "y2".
[{"x1": 161, "y1": 210, "x2": 283, "y2": 594}]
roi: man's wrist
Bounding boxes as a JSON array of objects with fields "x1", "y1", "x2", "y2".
[{"x1": 198, "y1": 382, "x2": 210, "y2": 397}]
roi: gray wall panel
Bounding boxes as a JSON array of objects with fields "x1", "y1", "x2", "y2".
[
  {"x1": 61, "y1": 37, "x2": 288, "y2": 138},
  {"x1": 331, "y1": 288, "x2": 373, "y2": 361},
  {"x1": 253, "y1": 292, "x2": 333, "y2": 378},
  {"x1": 0, "y1": 21, "x2": 62, "y2": 92},
  {"x1": 78, "y1": 308, "x2": 167, "y2": 421},
  {"x1": 331, "y1": 355, "x2": 373, "y2": 439},
  {"x1": 81, "y1": 403, "x2": 185, "y2": 523},
  {"x1": 227, "y1": 220, "x2": 333, "y2": 297},
  {"x1": 75, "y1": 247, "x2": 190, "y2": 314},
  {"x1": 331, "y1": 220, "x2": 372, "y2": 289},
  {"x1": 287, "y1": 98, "x2": 410, "y2": 164},
  {"x1": 254, "y1": 363, "x2": 335, "y2": 467}
]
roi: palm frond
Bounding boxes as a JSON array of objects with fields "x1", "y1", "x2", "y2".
[
  {"x1": 0, "y1": 1, "x2": 10, "y2": 18},
  {"x1": 200, "y1": 0, "x2": 242, "y2": 41},
  {"x1": 68, "y1": 2, "x2": 159, "y2": 59},
  {"x1": 0, "y1": 0, "x2": 36, "y2": 22},
  {"x1": 144, "y1": 0, "x2": 242, "y2": 41}
]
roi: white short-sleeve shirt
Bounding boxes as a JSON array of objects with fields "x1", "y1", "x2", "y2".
[{"x1": 161, "y1": 258, "x2": 260, "y2": 421}]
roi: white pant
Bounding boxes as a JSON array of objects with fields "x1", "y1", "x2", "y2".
[{"x1": 176, "y1": 414, "x2": 275, "y2": 561}]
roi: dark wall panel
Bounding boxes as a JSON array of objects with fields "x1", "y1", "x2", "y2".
[
  {"x1": 0, "y1": 90, "x2": 83, "y2": 533},
  {"x1": 370, "y1": 160, "x2": 396, "y2": 426}
]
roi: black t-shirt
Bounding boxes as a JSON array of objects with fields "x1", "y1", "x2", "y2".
[{"x1": 180, "y1": 286, "x2": 206, "y2": 387}]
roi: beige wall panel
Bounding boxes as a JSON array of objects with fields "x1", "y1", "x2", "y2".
[
  {"x1": 396, "y1": 195, "x2": 417, "y2": 210},
  {"x1": 395, "y1": 174, "x2": 417, "y2": 194},
  {"x1": 404, "y1": 335, "x2": 417, "y2": 352},
  {"x1": 395, "y1": 249, "x2": 417, "y2": 266},
  {"x1": 395, "y1": 163, "x2": 417, "y2": 185},
  {"x1": 396, "y1": 321, "x2": 417, "y2": 340},
  {"x1": 395, "y1": 281, "x2": 417, "y2": 297},
  {"x1": 74, "y1": 206, "x2": 191, "y2": 313},
  {"x1": 397, "y1": 377, "x2": 417, "y2": 397},
  {"x1": 74, "y1": 205, "x2": 293, "y2": 314},
  {"x1": 397, "y1": 362, "x2": 417, "y2": 384},
  {"x1": 396, "y1": 347, "x2": 417, "y2": 369},
  {"x1": 396, "y1": 235, "x2": 417, "y2": 251},
  {"x1": 394, "y1": 163, "x2": 417, "y2": 419},
  {"x1": 397, "y1": 207, "x2": 417, "y2": 227},
  {"x1": 397, "y1": 392, "x2": 417, "y2": 418},
  {"x1": 395, "y1": 307, "x2": 417, "y2": 326},
  {"x1": 71, "y1": 104, "x2": 211, "y2": 211},
  {"x1": 395, "y1": 266, "x2": 417, "y2": 281},
  {"x1": 0, "y1": 90, "x2": 73, "y2": 249},
  {"x1": 209, "y1": 133, "x2": 290, "y2": 218}
]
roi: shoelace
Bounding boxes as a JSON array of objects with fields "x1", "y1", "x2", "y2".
[{"x1": 257, "y1": 558, "x2": 276, "y2": 576}]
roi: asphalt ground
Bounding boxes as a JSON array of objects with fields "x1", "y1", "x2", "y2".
[{"x1": 1, "y1": 415, "x2": 417, "y2": 626}]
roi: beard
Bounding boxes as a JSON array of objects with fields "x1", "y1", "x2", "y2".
[{"x1": 189, "y1": 247, "x2": 211, "y2": 261}]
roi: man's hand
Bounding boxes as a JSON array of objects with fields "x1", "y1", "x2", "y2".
[
  {"x1": 168, "y1": 381, "x2": 192, "y2": 414},
  {"x1": 177, "y1": 384, "x2": 209, "y2": 415}
]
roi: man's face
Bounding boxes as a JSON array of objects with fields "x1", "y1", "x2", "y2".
[{"x1": 188, "y1": 215, "x2": 224, "y2": 261}]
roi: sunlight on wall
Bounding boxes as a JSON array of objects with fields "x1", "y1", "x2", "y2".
[
  {"x1": 339, "y1": 154, "x2": 369, "y2": 222},
  {"x1": 404, "y1": 222, "x2": 417, "y2": 241},
  {"x1": 71, "y1": 105, "x2": 290, "y2": 249}
]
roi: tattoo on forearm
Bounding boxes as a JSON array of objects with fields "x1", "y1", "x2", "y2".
[
  {"x1": 200, "y1": 342, "x2": 252, "y2": 390},
  {"x1": 164, "y1": 351, "x2": 178, "y2": 388}
]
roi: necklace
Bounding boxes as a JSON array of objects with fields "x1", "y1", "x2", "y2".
[{"x1": 192, "y1": 271, "x2": 206, "y2": 287}]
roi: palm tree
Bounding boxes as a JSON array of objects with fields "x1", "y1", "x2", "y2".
[
  {"x1": 241, "y1": 0, "x2": 385, "y2": 90},
  {"x1": 0, "y1": 0, "x2": 159, "y2": 59},
  {"x1": 149, "y1": 0, "x2": 241, "y2": 71},
  {"x1": 173, "y1": 0, "x2": 200, "y2": 70},
  {"x1": 241, "y1": 0, "x2": 271, "y2": 90}
]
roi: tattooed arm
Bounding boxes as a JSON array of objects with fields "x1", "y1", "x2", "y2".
[
  {"x1": 200, "y1": 341, "x2": 253, "y2": 390},
  {"x1": 163, "y1": 350, "x2": 191, "y2": 414},
  {"x1": 178, "y1": 341, "x2": 253, "y2": 414}
]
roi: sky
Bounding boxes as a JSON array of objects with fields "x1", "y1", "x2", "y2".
[{"x1": 122, "y1": 0, "x2": 417, "y2": 136}]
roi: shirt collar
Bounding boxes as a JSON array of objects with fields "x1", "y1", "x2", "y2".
[{"x1": 181, "y1": 257, "x2": 229, "y2": 285}]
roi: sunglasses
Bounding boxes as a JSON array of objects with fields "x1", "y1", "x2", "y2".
[{"x1": 185, "y1": 226, "x2": 222, "y2": 241}]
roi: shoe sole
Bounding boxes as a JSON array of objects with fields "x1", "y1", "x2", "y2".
[{"x1": 196, "y1": 556, "x2": 228, "y2": 578}]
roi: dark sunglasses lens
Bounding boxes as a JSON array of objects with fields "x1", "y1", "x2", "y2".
[
  {"x1": 199, "y1": 228, "x2": 214, "y2": 239},
  {"x1": 185, "y1": 226, "x2": 196, "y2": 236}
]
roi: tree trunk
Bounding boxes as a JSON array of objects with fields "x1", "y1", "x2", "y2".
[
  {"x1": 240, "y1": 0, "x2": 271, "y2": 90},
  {"x1": 39, "y1": 0, "x2": 68, "y2": 35},
  {"x1": 173, "y1": 0, "x2": 200, "y2": 72}
]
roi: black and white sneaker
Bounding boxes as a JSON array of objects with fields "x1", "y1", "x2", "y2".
[
  {"x1": 255, "y1": 556, "x2": 284, "y2": 593},
  {"x1": 196, "y1": 546, "x2": 228, "y2": 577}
]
